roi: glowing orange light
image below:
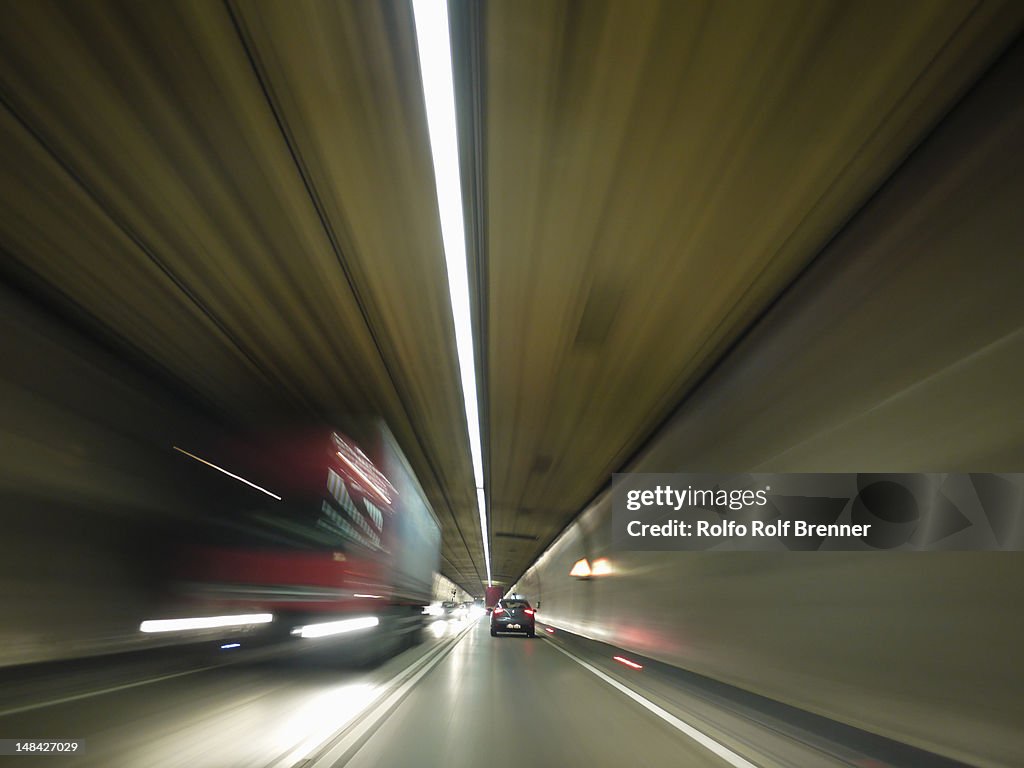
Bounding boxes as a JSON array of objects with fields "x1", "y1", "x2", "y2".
[
  {"x1": 569, "y1": 558, "x2": 591, "y2": 578},
  {"x1": 591, "y1": 558, "x2": 613, "y2": 576},
  {"x1": 613, "y1": 656, "x2": 643, "y2": 670}
]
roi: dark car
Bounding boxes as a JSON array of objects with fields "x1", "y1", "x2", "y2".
[{"x1": 490, "y1": 598, "x2": 535, "y2": 637}]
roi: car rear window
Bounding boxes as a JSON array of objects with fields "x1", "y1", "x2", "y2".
[{"x1": 501, "y1": 600, "x2": 531, "y2": 609}]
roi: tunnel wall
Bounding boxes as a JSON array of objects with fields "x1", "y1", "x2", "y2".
[
  {"x1": 513, "y1": 41, "x2": 1024, "y2": 768},
  {"x1": 0, "y1": 284, "x2": 223, "y2": 667},
  {"x1": 431, "y1": 572, "x2": 472, "y2": 604}
]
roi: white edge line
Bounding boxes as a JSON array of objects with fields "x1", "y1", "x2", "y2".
[
  {"x1": 544, "y1": 639, "x2": 760, "y2": 768},
  {"x1": 0, "y1": 665, "x2": 216, "y2": 719},
  {"x1": 304, "y1": 623, "x2": 475, "y2": 768}
]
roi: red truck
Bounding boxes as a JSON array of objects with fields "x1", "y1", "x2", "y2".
[{"x1": 167, "y1": 420, "x2": 441, "y2": 661}]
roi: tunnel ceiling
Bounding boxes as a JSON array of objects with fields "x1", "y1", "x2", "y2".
[{"x1": 1, "y1": 1, "x2": 1021, "y2": 594}]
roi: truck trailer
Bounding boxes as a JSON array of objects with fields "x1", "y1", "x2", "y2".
[{"x1": 168, "y1": 420, "x2": 441, "y2": 662}]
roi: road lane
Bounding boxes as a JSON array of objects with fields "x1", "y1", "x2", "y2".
[
  {"x1": 0, "y1": 619, "x2": 471, "y2": 768},
  {"x1": 0, "y1": 619, "x2": 866, "y2": 768},
  {"x1": 338, "y1": 621, "x2": 734, "y2": 768}
]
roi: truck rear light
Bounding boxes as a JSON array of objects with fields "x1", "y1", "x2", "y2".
[
  {"x1": 139, "y1": 613, "x2": 273, "y2": 633},
  {"x1": 293, "y1": 616, "x2": 379, "y2": 639}
]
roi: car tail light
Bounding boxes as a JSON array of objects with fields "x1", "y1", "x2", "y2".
[
  {"x1": 523, "y1": 609, "x2": 534, "y2": 615},
  {"x1": 492, "y1": 607, "x2": 504, "y2": 615}
]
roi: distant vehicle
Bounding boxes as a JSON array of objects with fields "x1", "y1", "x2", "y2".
[
  {"x1": 441, "y1": 601, "x2": 459, "y2": 617},
  {"x1": 484, "y1": 585, "x2": 503, "y2": 613},
  {"x1": 490, "y1": 598, "x2": 535, "y2": 637}
]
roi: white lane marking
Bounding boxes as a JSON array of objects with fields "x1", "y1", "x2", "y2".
[
  {"x1": 269, "y1": 645, "x2": 444, "y2": 768},
  {"x1": 545, "y1": 640, "x2": 760, "y2": 768},
  {"x1": 303, "y1": 622, "x2": 476, "y2": 768},
  {"x1": 0, "y1": 665, "x2": 216, "y2": 718}
]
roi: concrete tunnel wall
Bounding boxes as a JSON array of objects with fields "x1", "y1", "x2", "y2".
[
  {"x1": 432, "y1": 572, "x2": 473, "y2": 605},
  {"x1": 513, "y1": 41, "x2": 1024, "y2": 768},
  {"x1": 0, "y1": 283, "x2": 228, "y2": 667}
]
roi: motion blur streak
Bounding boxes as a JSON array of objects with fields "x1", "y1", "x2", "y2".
[
  {"x1": 613, "y1": 656, "x2": 643, "y2": 670},
  {"x1": 171, "y1": 446, "x2": 282, "y2": 500},
  {"x1": 292, "y1": 616, "x2": 379, "y2": 639},
  {"x1": 139, "y1": 614, "x2": 273, "y2": 633}
]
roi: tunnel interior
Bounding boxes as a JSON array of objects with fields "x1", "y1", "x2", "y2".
[{"x1": 1, "y1": 2, "x2": 1022, "y2": 767}]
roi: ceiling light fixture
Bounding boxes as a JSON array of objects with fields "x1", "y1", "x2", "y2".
[{"x1": 412, "y1": 0, "x2": 491, "y2": 587}]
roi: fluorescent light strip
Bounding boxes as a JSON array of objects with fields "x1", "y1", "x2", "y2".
[
  {"x1": 412, "y1": 0, "x2": 491, "y2": 587},
  {"x1": 139, "y1": 613, "x2": 273, "y2": 633},
  {"x1": 172, "y1": 446, "x2": 282, "y2": 500},
  {"x1": 292, "y1": 616, "x2": 380, "y2": 639},
  {"x1": 477, "y1": 487, "x2": 491, "y2": 585}
]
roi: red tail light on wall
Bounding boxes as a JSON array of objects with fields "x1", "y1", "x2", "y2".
[{"x1": 613, "y1": 656, "x2": 643, "y2": 670}]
